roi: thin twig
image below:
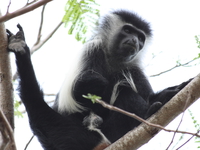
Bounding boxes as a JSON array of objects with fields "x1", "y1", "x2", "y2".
[
  {"x1": 166, "y1": 111, "x2": 186, "y2": 150},
  {"x1": 0, "y1": 126, "x2": 9, "y2": 150},
  {"x1": 24, "y1": 135, "x2": 34, "y2": 150},
  {"x1": 150, "y1": 59, "x2": 198, "y2": 77},
  {"x1": 26, "y1": 0, "x2": 38, "y2": 6},
  {"x1": 6, "y1": 0, "x2": 12, "y2": 14},
  {"x1": 30, "y1": 21, "x2": 63, "y2": 53},
  {"x1": 176, "y1": 130, "x2": 200, "y2": 149},
  {"x1": 0, "y1": 0, "x2": 52, "y2": 23},
  {"x1": 93, "y1": 98, "x2": 200, "y2": 138},
  {"x1": 34, "y1": 4, "x2": 46, "y2": 46},
  {"x1": 0, "y1": 109, "x2": 17, "y2": 150},
  {"x1": 166, "y1": 90, "x2": 191, "y2": 149}
]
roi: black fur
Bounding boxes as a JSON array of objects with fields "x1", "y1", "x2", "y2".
[{"x1": 113, "y1": 10, "x2": 152, "y2": 35}]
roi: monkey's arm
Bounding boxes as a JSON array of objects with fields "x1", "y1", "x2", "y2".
[
  {"x1": 7, "y1": 24, "x2": 47, "y2": 113},
  {"x1": 7, "y1": 24, "x2": 105, "y2": 150},
  {"x1": 145, "y1": 79, "x2": 192, "y2": 118}
]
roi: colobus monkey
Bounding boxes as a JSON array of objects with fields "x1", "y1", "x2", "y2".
[
  {"x1": 8, "y1": 9, "x2": 191, "y2": 149},
  {"x1": 54, "y1": 9, "x2": 191, "y2": 142}
]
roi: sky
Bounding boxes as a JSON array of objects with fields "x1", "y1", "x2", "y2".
[{"x1": 1, "y1": 0, "x2": 200, "y2": 149}]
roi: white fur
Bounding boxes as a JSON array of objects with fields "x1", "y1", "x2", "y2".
[
  {"x1": 82, "y1": 36, "x2": 103, "y2": 55},
  {"x1": 109, "y1": 71, "x2": 138, "y2": 105},
  {"x1": 85, "y1": 112, "x2": 110, "y2": 144},
  {"x1": 57, "y1": 48, "x2": 86, "y2": 114},
  {"x1": 58, "y1": 72, "x2": 86, "y2": 114},
  {"x1": 122, "y1": 71, "x2": 138, "y2": 93},
  {"x1": 8, "y1": 40, "x2": 26, "y2": 54},
  {"x1": 110, "y1": 81, "x2": 121, "y2": 105},
  {"x1": 88, "y1": 126, "x2": 110, "y2": 145}
]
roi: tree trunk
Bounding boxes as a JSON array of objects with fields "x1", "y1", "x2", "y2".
[{"x1": 0, "y1": 11, "x2": 15, "y2": 150}]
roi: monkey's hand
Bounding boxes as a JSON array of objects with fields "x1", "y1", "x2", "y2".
[
  {"x1": 7, "y1": 24, "x2": 29, "y2": 55},
  {"x1": 145, "y1": 78, "x2": 192, "y2": 118},
  {"x1": 74, "y1": 70, "x2": 109, "y2": 97}
]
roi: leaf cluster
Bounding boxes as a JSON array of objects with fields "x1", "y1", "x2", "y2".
[
  {"x1": 63, "y1": 0, "x2": 100, "y2": 43},
  {"x1": 188, "y1": 109, "x2": 200, "y2": 148},
  {"x1": 195, "y1": 35, "x2": 200, "y2": 60},
  {"x1": 14, "y1": 100, "x2": 23, "y2": 118},
  {"x1": 82, "y1": 93, "x2": 101, "y2": 104}
]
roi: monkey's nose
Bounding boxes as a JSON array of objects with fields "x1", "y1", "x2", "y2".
[{"x1": 131, "y1": 37, "x2": 137, "y2": 44}]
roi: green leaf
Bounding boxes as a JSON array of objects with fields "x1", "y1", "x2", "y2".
[
  {"x1": 14, "y1": 100, "x2": 23, "y2": 118},
  {"x1": 82, "y1": 93, "x2": 102, "y2": 104},
  {"x1": 188, "y1": 109, "x2": 200, "y2": 148},
  {"x1": 63, "y1": 0, "x2": 100, "y2": 43}
]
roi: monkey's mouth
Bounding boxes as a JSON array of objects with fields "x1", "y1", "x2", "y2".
[
  {"x1": 125, "y1": 44, "x2": 136, "y2": 50},
  {"x1": 123, "y1": 41, "x2": 137, "y2": 51},
  {"x1": 123, "y1": 43, "x2": 137, "y2": 54}
]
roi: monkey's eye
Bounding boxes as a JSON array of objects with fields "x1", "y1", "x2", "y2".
[
  {"x1": 138, "y1": 36, "x2": 143, "y2": 41},
  {"x1": 124, "y1": 28, "x2": 131, "y2": 33},
  {"x1": 123, "y1": 26, "x2": 133, "y2": 34},
  {"x1": 138, "y1": 34, "x2": 145, "y2": 42}
]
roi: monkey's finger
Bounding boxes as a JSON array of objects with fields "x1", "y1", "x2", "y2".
[
  {"x1": 6, "y1": 29, "x2": 13, "y2": 38},
  {"x1": 17, "y1": 23, "x2": 23, "y2": 32},
  {"x1": 16, "y1": 24, "x2": 25, "y2": 41}
]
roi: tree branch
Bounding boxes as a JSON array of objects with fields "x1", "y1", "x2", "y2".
[
  {"x1": 0, "y1": 110, "x2": 16, "y2": 150},
  {"x1": 6, "y1": 0, "x2": 11, "y2": 14},
  {"x1": 176, "y1": 130, "x2": 199, "y2": 150},
  {"x1": 150, "y1": 59, "x2": 198, "y2": 77},
  {"x1": 34, "y1": 4, "x2": 46, "y2": 46},
  {"x1": 30, "y1": 21, "x2": 63, "y2": 53},
  {"x1": 24, "y1": 135, "x2": 34, "y2": 150},
  {"x1": 94, "y1": 97, "x2": 200, "y2": 138},
  {"x1": 97, "y1": 73, "x2": 200, "y2": 150},
  {"x1": 0, "y1": 0, "x2": 53, "y2": 23}
]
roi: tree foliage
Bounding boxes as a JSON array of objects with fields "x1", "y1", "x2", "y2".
[
  {"x1": 63, "y1": 0, "x2": 100, "y2": 43},
  {"x1": 195, "y1": 35, "x2": 200, "y2": 60}
]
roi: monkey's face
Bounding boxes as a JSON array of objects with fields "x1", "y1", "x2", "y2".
[{"x1": 109, "y1": 25, "x2": 146, "y2": 62}]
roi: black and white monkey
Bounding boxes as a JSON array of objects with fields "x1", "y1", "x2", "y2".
[{"x1": 7, "y1": 10, "x2": 191, "y2": 150}]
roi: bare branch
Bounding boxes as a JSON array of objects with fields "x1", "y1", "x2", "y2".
[
  {"x1": 176, "y1": 131, "x2": 199, "y2": 149},
  {"x1": 34, "y1": 4, "x2": 46, "y2": 46},
  {"x1": 24, "y1": 135, "x2": 34, "y2": 150},
  {"x1": 150, "y1": 59, "x2": 198, "y2": 77},
  {"x1": 30, "y1": 21, "x2": 63, "y2": 53},
  {"x1": 166, "y1": 89, "x2": 191, "y2": 149},
  {"x1": 0, "y1": 128, "x2": 9, "y2": 150},
  {"x1": 0, "y1": 109, "x2": 17, "y2": 150},
  {"x1": 0, "y1": 0, "x2": 52, "y2": 23},
  {"x1": 94, "y1": 96, "x2": 200, "y2": 138},
  {"x1": 166, "y1": 111, "x2": 185, "y2": 149},
  {"x1": 6, "y1": 0, "x2": 12, "y2": 14},
  {"x1": 26, "y1": 0, "x2": 38, "y2": 6}
]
